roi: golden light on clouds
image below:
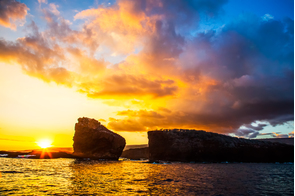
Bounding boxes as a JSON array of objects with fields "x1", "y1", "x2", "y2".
[{"x1": 0, "y1": 0, "x2": 293, "y2": 150}]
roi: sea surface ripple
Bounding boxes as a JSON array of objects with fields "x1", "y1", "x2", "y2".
[{"x1": 0, "y1": 158, "x2": 293, "y2": 195}]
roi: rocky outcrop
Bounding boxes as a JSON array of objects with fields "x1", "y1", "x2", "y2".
[
  {"x1": 73, "y1": 117, "x2": 126, "y2": 160},
  {"x1": 121, "y1": 147, "x2": 149, "y2": 160},
  {"x1": 148, "y1": 129, "x2": 294, "y2": 162}
]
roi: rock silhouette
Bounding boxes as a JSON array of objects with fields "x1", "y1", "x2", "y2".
[
  {"x1": 73, "y1": 117, "x2": 126, "y2": 160},
  {"x1": 148, "y1": 129, "x2": 294, "y2": 162},
  {"x1": 0, "y1": 150, "x2": 78, "y2": 159},
  {"x1": 121, "y1": 147, "x2": 149, "y2": 160}
]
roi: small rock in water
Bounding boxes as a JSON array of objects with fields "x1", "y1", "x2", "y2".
[{"x1": 164, "y1": 179, "x2": 174, "y2": 182}]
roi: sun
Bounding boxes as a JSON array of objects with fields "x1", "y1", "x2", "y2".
[{"x1": 36, "y1": 139, "x2": 53, "y2": 149}]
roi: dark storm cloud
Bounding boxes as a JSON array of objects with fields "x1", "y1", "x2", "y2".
[
  {"x1": 175, "y1": 13, "x2": 294, "y2": 130},
  {"x1": 235, "y1": 129, "x2": 259, "y2": 139},
  {"x1": 124, "y1": 0, "x2": 227, "y2": 21},
  {"x1": 234, "y1": 123, "x2": 270, "y2": 139},
  {"x1": 110, "y1": 13, "x2": 294, "y2": 133}
]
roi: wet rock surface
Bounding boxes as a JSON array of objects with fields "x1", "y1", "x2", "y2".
[
  {"x1": 148, "y1": 130, "x2": 294, "y2": 162},
  {"x1": 73, "y1": 117, "x2": 126, "y2": 160}
]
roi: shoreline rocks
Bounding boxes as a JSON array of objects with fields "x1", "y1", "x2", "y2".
[
  {"x1": 73, "y1": 117, "x2": 126, "y2": 160},
  {"x1": 0, "y1": 150, "x2": 78, "y2": 159},
  {"x1": 148, "y1": 129, "x2": 294, "y2": 163}
]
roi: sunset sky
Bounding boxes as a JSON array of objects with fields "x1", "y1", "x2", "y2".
[{"x1": 0, "y1": 0, "x2": 293, "y2": 150}]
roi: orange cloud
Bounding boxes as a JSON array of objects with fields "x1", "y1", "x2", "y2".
[
  {"x1": 0, "y1": 0, "x2": 29, "y2": 30},
  {"x1": 108, "y1": 117, "x2": 147, "y2": 132},
  {"x1": 117, "y1": 109, "x2": 165, "y2": 118},
  {"x1": 74, "y1": 0, "x2": 152, "y2": 34},
  {"x1": 67, "y1": 47, "x2": 107, "y2": 75},
  {"x1": 0, "y1": 2, "x2": 225, "y2": 133},
  {"x1": 74, "y1": 0, "x2": 158, "y2": 54},
  {"x1": 0, "y1": 30, "x2": 73, "y2": 87},
  {"x1": 107, "y1": 108, "x2": 239, "y2": 133},
  {"x1": 84, "y1": 74, "x2": 178, "y2": 99}
]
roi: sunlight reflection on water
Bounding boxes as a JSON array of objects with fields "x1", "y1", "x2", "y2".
[{"x1": 0, "y1": 158, "x2": 293, "y2": 195}]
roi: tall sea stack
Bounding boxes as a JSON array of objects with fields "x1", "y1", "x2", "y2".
[
  {"x1": 73, "y1": 117, "x2": 126, "y2": 160},
  {"x1": 148, "y1": 129, "x2": 294, "y2": 162}
]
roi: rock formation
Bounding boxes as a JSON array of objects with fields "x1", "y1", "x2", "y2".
[
  {"x1": 148, "y1": 129, "x2": 294, "y2": 162},
  {"x1": 73, "y1": 117, "x2": 126, "y2": 160},
  {"x1": 121, "y1": 147, "x2": 149, "y2": 160}
]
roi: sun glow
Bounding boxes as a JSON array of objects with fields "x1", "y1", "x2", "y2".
[{"x1": 36, "y1": 139, "x2": 52, "y2": 149}]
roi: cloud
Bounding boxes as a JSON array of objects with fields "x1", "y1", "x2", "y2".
[
  {"x1": 73, "y1": 0, "x2": 227, "y2": 55},
  {"x1": 73, "y1": 1, "x2": 153, "y2": 54},
  {"x1": 107, "y1": 108, "x2": 247, "y2": 132},
  {"x1": 0, "y1": 137, "x2": 34, "y2": 142},
  {"x1": 67, "y1": 47, "x2": 106, "y2": 75},
  {"x1": 0, "y1": 21, "x2": 73, "y2": 86},
  {"x1": 262, "y1": 14, "x2": 274, "y2": 21},
  {"x1": 108, "y1": 117, "x2": 147, "y2": 132},
  {"x1": 85, "y1": 74, "x2": 178, "y2": 99},
  {"x1": 106, "y1": 13, "x2": 293, "y2": 133},
  {"x1": 0, "y1": 13, "x2": 178, "y2": 99},
  {"x1": 271, "y1": 132, "x2": 289, "y2": 138},
  {"x1": 42, "y1": 9, "x2": 99, "y2": 53},
  {"x1": 38, "y1": 0, "x2": 47, "y2": 4},
  {"x1": 0, "y1": 1, "x2": 293, "y2": 135},
  {"x1": 49, "y1": 3, "x2": 60, "y2": 16},
  {"x1": 267, "y1": 115, "x2": 294, "y2": 126},
  {"x1": 244, "y1": 123, "x2": 267, "y2": 131},
  {"x1": 117, "y1": 110, "x2": 165, "y2": 118},
  {"x1": 256, "y1": 129, "x2": 294, "y2": 139},
  {"x1": 0, "y1": 0, "x2": 29, "y2": 30},
  {"x1": 232, "y1": 123, "x2": 268, "y2": 139}
]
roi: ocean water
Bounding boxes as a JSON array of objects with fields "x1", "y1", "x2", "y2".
[{"x1": 0, "y1": 158, "x2": 293, "y2": 196}]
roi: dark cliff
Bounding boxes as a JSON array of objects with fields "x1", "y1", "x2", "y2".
[
  {"x1": 121, "y1": 147, "x2": 149, "y2": 160},
  {"x1": 148, "y1": 130, "x2": 294, "y2": 162},
  {"x1": 73, "y1": 117, "x2": 126, "y2": 160}
]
